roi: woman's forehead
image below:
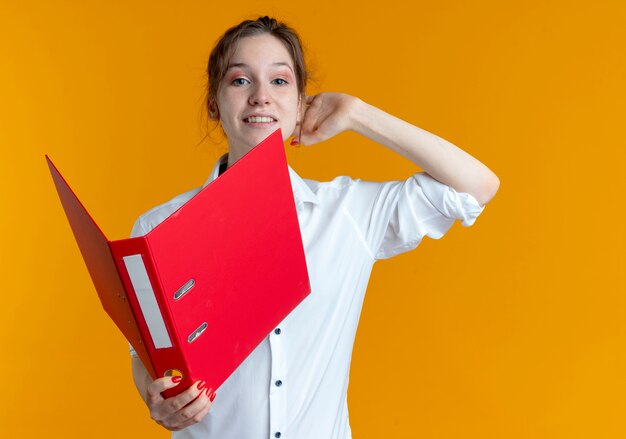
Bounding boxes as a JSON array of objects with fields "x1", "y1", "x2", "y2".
[{"x1": 228, "y1": 34, "x2": 294, "y2": 68}]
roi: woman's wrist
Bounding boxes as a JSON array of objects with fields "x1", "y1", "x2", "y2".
[
  {"x1": 347, "y1": 96, "x2": 370, "y2": 135},
  {"x1": 348, "y1": 97, "x2": 402, "y2": 148}
]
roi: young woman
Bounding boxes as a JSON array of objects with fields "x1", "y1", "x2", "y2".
[{"x1": 129, "y1": 16, "x2": 499, "y2": 439}]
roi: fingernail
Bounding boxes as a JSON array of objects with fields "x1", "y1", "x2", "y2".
[
  {"x1": 205, "y1": 387, "x2": 213, "y2": 397},
  {"x1": 198, "y1": 381, "x2": 207, "y2": 391},
  {"x1": 209, "y1": 391, "x2": 216, "y2": 402},
  {"x1": 290, "y1": 140, "x2": 299, "y2": 146},
  {"x1": 171, "y1": 376, "x2": 182, "y2": 383}
]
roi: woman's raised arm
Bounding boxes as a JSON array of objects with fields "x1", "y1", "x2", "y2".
[{"x1": 295, "y1": 93, "x2": 499, "y2": 206}]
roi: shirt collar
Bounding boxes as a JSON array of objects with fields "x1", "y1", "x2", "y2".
[
  {"x1": 202, "y1": 154, "x2": 228, "y2": 189},
  {"x1": 202, "y1": 154, "x2": 319, "y2": 206}
]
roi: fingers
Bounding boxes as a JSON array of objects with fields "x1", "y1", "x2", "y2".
[
  {"x1": 148, "y1": 379, "x2": 216, "y2": 431},
  {"x1": 297, "y1": 104, "x2": 321, "y2": 144},
  {"x1": 163, "y1": 381, "x2": 206, "y2": 413},
  {"x1": 146, "y1": 376, "x2": 182, "y2": 405},
  {"x1": 291, "y1": 96, "x2": 314, "y2": 142},
  {"x1": 299, "y1": 112, "x2": 328, "y2": 146},
  {"x1": 292, "y1": 93, "x2": 346, "y2": 146},
  {"x1": 171, "y1": 387, "x2": 216, "y2": 430},
  {"x1": 300, "y1": 112, "x2": 318, "y2": 139},
  {"x1": 290, "y1": 116, "x2": 303, "y2": 145}
]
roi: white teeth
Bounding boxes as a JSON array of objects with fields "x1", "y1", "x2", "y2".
[{"x1": 246, "y1": 116, "x2": 274, "y2": 123}]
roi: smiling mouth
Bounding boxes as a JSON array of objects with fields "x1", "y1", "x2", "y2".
[{"x1": 244, "y1": 116, "x2": 277, "y2": 123}]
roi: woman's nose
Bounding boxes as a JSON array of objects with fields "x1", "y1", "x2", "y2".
[{"x1": 248, "y1": 84, "x2": 270, "y2": 106}]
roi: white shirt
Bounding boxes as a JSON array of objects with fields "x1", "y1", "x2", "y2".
[{"x1": 130, "y1": 155, "x2": 485, "y2": 439}]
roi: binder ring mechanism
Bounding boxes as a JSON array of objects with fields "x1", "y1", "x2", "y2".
[
  {"x1": 173, "y1": 278, "x2": 208, "y2": 343},
  {"x1": 174, "y1": 278, "x2": 195, "y2": 300},
  {"x1": 188, "y1": 322, "x2": 208, "y2": 343}
]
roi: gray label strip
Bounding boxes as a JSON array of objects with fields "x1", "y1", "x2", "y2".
[{"x1": 123, "y1": 254, "x2": 173, "y2": 349}]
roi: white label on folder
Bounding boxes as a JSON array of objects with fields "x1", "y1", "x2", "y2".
[{"x1": 123, "y1": 254, "x2": 173, "y2": 349}]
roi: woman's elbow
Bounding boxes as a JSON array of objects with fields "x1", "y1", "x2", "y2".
[{"x1": 473, "y1": 173, "x2": 500, "y2": 207}]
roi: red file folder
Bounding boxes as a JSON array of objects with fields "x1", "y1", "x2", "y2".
[{"x1": 47, "y1": 129, "x2": 310, "y2": 397}]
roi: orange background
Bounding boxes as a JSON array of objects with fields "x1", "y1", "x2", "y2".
[{"x1": 2, "y1": 1, "x2": 625, "y2": 437}]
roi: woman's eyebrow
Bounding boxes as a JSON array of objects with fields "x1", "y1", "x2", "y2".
[
  {"x1": 226, "y1": 62, "x2": 294, "y2": 73},
  {"x1": 272, "y1": 62, "x2": 294, "y2": 73},
  {"x1": 226, "y1": 62, "x2": 248, "y2": 70}
]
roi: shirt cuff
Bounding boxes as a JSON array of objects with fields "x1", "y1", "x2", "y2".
[
  {"x1": 129, "y1": 343, "x2": 139, "y2": 358},
  {"x1": 413, "y1": 173, "x2": 485, "y2": 226}
]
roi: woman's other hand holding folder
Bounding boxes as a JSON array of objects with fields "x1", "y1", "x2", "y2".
[{"x1": 132, "y1": 357, "x2": 216, "y2": 431}]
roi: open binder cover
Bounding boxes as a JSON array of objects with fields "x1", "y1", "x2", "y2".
[{"x1": 47, "y1": 129, "x2": 310, "y2": 397}]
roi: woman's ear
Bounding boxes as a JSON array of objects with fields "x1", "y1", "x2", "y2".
[{"x1": 208, "y1": 99, "x2": 219, "y2": 120}]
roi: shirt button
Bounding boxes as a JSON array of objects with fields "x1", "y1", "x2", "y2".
[
  {"x1": 274, "y1": 328, "x2": 281, "y2": 335},
  {"x1": 274, "y1": 433, "x2": 282, "y2": 438},
  {"x1": 275, "y1": 380, "x2": 283, "y2": 387}
]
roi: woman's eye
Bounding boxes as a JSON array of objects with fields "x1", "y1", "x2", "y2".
[
  {"x1": 232, "y1": 78, "x2": 250, "y2": 86},
  {"x1": 272, "y1": 78, "x2": 288, "y2": 85}
]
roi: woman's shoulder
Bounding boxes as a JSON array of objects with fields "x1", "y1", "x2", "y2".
[
  {"x1": 131, "y1": 187, "x2": 202, "y2": 236},
  {"x1": 299, "y1": 174, "x2": 361, "y2": 193},
  {"x1": 302, "y1": 173, "x2": 403, "y2": 197},
  {"x1": 296, "y1": 173, "x2": 399, "y2": 211}
]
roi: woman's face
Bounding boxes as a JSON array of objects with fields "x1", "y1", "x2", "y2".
[{"x1": 216, "y1": 33, "x2": 300, "y2": 157}]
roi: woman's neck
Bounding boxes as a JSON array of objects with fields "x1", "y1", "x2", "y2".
[{"x1": 226, "y1": 144, "x2": 247, "y2": 170}]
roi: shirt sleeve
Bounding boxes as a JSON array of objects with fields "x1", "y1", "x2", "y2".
[{"x1": 348, "y1": 172, "x2": 485, "y2": 260}]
